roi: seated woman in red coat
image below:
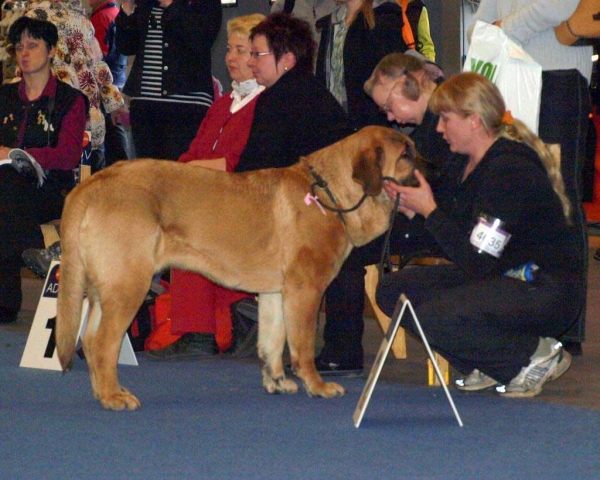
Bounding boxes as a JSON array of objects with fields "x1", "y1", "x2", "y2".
[{"x1": 147, "y1": 14, "x2": 266, "y2": 359}]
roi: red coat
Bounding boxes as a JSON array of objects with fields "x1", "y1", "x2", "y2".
[
  {"x1": 170, "y1": 90, "x2": 260, "y2": 351},
  {"x1": 179, "y1": 92, "x2": 259, "y2": 171}
]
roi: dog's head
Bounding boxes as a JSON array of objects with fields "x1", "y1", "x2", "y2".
[{"x1": 351, "y1": 126, "x2": 429, "y2": 196}]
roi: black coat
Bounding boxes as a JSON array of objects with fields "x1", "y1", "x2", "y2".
[
  {"x1": 236, "y1": 68, "x2": 351, "y2": 173},
  {"x1": 316, "y1": 2, "x2": 406, "y2": 130},
  {"x1": 116, "y1": 0, "x2": 221, "y2": 98}
]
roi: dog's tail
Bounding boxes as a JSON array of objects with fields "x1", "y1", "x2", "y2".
[{"x1": 55, "y1": 191, "x2": 87, "y2": 372}]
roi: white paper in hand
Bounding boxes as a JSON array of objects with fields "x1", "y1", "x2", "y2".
[{"x1": 0, "y1": 148, "x2": 47, "y2": 187}]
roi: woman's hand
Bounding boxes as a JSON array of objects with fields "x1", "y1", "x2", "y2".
[
  {"x1": 0, "y1": 146, "x2": 11, "y2": 159},
  {"x1": 383, "y1": 170, "x2": 437, "y2": 219}
]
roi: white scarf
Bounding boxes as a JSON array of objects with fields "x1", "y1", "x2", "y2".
[{"x1": 230, "y1": 79, "x2": 264, "y2": 114}]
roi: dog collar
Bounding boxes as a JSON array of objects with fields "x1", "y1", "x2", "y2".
[{"x1": 308, "y1": 166, "x2": 369, "y2": 225}]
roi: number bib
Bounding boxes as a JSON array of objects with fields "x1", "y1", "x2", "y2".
[{"x1": 469, "y1": 216, "x2": 511, "y2": 258}]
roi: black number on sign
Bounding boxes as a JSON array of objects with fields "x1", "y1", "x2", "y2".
[{"x1": 45, "y1": 317, "x2": 57, "y2": 358}]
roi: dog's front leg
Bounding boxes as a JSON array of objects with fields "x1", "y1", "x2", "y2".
[
  {"x1": 258, "y1": 293, "x2": 298, "y2": 394},
  {"x1": 284, "y1": 288, "x2": 345, "y2": 398}
]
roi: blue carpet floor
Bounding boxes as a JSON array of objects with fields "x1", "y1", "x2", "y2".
[{"x1": 1, "y1": 330, "x2": 599, "y2": 479}]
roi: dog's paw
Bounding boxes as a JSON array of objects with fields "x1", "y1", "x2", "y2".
[
  {"x1": 99, "y1": 388, "x2": 141, "y2": 411},
  {"x1": 306, "y1": 381, "x2": 345, "y2": 398},
  {"x1": 262, "y1": 371, "x2": 299, "y2": 395}
]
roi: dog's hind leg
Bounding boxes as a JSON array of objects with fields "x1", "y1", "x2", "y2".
[
  {"x1": 285, "y1": 288, "x2": 345, "y2": 398},
  {"x1": 87, "y1": 280, "x2": 149, "y2": 411},
  {"x1": 258, "y1": 292, "x2": 298, "y2": 394},
  {"x1": 82, "y1": 293, "x2": 101, "y2": 400}
]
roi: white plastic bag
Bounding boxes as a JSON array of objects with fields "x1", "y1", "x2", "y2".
[{"x1": 464, "y1": 21, "x2": 542, "y2": 134}]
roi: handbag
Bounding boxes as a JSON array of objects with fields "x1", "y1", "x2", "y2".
[
  {"x1": 464, "y1": 21, "x2": 542, "y2": 135},
  {"x1": 555, "y1": 0, "x2": 600, "y2": 46}
]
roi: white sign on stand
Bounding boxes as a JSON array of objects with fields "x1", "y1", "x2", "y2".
[
  {"x1": 20, "y1": 261, "x2": 137, "y2": 370},
  {"x1": 353, "y1": 294, "x2": 463, "y2": 428}
]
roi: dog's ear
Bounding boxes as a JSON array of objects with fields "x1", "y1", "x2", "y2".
[
  {"x1": 352, "y1": 145, "x2": 383, "y2": 196},
  {"x1": 402, "y1": 135, "x2": 417, "y2": 161}
]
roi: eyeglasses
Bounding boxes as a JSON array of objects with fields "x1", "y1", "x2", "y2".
[
  {"x1": 379, "y1": 70, "x2": 408, "y2": 114},
  {"x1": 249, "y1": 51, "x2": 274, "y2": 59},
  {"x1": 380, "y1": 87, "x2": 396, "y2": 113}
]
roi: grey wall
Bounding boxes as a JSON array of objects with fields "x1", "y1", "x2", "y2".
[{"x1": 210, "y1": 0, "x2": 467, "y2": 87}]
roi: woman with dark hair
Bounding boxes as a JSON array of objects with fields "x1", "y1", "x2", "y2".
[
  {"x1": 235, "y1": 12, "x2": 350, "y2": 173},
  {"x1": 24, "y1": 0, "x2": 125, "y2": 170},
  {"x1": 0, "y1": 16, "x2": 87, "y2": 323},
  {"x1": 376, "y1": 72, "x2": 581, "y2": 398},
  {"x1": 315, "y1": 0, "x2": 406, "y2": 130}
]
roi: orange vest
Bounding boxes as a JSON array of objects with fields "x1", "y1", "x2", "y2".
[{"x1": 398, "y1": 0, "x2": 416, "y2": 50}]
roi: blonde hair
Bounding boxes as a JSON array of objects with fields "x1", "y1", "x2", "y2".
[
  {"x1": 227, "y1": 13, "x2": 266, "y2": 39},
  {"x1": 364, "y1": 52, "x2": 435, "y2": 101},
  {"x1": 429, "y1": 72, "x2": 571, "y2": 221}
]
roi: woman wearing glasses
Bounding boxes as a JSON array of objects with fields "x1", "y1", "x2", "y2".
[
  {"x1": 147, "y1": 14, "x2": 266, "y2": 360},
  {"x1": 235, "y1": 12, "x2": 350, "y2": 173},
  {"x1": 316, "y1": 52, "x2": 450, "y2": 376}
]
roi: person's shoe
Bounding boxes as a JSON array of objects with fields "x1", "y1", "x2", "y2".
[
  {"x1": 22, "y1": 241, "x2": 62, "y2": 279},
  {"x1": 496, "y1": 337, "x2": 572, "y2": 398},
  {"x1": 146, "y1": 333, "x2": 218, "y2": 361},
  {"x1": 455, "y1": 369, "x2": 499, "y2": 391},
  {"x1": 0, "y1": 306, "x2": 18, "y2": 324},
  {"x1": 315, "y1": 355, "x2": 364, "y2": 378}
]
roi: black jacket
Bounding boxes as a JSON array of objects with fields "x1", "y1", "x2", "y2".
[
  {"x1": 116, "y1": 0, "x2": 221, "y2": 98},
  {"x1": 236, "y1": 67, "x2": 351, "y2": 173},
  {"x1": 428, "y1": 138, "x2": 582, "y2": 277},
  {"x1": 316, "y1": 2, "x2": 406, "y2": 130}
]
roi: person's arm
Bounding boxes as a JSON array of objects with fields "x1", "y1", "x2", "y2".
[
  {"x1": 116, "y1": 0, "x2": 141, "y2": 56},
  {"x1": 90, "y1": 11, "x2": 111, "y2": 58},
  {"x1": 417, "y1": 7, "x2": 435, "y2": 62},
  {"x1": 500, "y1": 0, "x2": 579, "y2": 45},
  {"x1": 25, "y1": 95, "x2": 87, "y2": 171},
  {"x1": 468, "y1": 0, "x2": 501, "y2": 42}
]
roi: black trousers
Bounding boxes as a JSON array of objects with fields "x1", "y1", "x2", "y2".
[
  {"x1": 129, "y1": 100, "x2": 209, "y2": 161},
  {"x1": 103, "y1": 112, "x2": 130, "y2": 167},
  {"x1": 537, "y1": 69, "x2": 591, "y2": 344},
  {"x1": 0, "y1": 167, "x2": 67, "y2": 311},
  {"x1": 375, "y1": 264, "x2": 583, "y2": 383},
  {"x1": 322, "y1": 215, "x2": 439, "y2": 365}
]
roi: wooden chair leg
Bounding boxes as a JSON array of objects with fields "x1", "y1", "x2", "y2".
[
  {"x1": 428, "y1": 353, "x2": 450, "y2": 386},
  {"x1": 365, "y1": 265, "x2": 450, "y2": 385},
  {"x1": 40, "y1": 222, "x2": 60, "y2": 248},
  {"x1": 364, "y1": 265, "x2": 406, "y2": 359}
]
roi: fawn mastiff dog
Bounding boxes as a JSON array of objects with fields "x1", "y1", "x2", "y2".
[{"x1": 56, "y1": 126, "x2": 425, "y2": 410}]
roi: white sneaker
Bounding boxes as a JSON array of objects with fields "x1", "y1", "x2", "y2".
[
  {"x1": 455, "y1": 369, "x2": 499, "y2": 391},
  {"x1": 497, "y1": 338, "x2": 572, "y2": 398}
]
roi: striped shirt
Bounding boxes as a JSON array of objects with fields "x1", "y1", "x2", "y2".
[{"x1": 132, "y1": 7, "x2": 212, "y2": 107}]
